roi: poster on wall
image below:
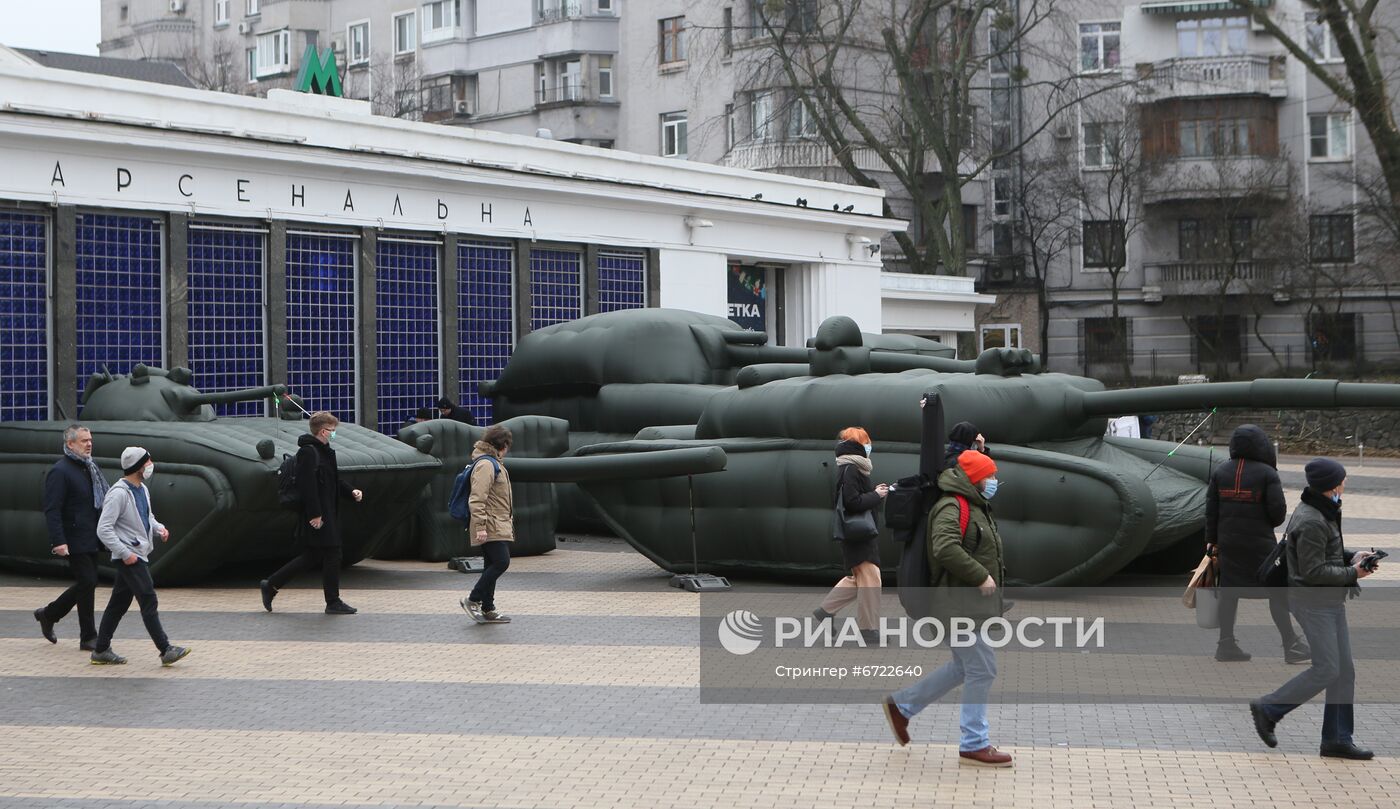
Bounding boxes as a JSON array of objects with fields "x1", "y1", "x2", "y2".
[{"x1": 727, "y1": 264, "x2": 767, "y2": 333}]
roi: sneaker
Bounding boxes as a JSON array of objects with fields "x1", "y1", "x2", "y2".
[
  {"x1": 33, "y1": 608, "x2": 56, "y2": 644},
  {"x1": 461, "y1": 598, "x2": 486, "y2": 624},
  {"x1": 1320, "y1": 741, "x2": 1374, "y2": 760},
  {"x1": 959, "y1": 746, "x2": 1013, "y2": 767},
  {"x1": 325, "y1": 600, "x2": 358, "y2": 615},
  {"x1": 882, "y1": 698, "x2": 910, "y2": 747},
  {"x1": 1249, "y1": 700, "x2": 1278, "y2": 748},
  {"x1": 483, "y1": 610, "x2": 511, "y2": 623},
  {"x1": 90, "y1": 648, "x2": 127, "y2": 665},
  {"x1": 79, "y1": 638, "x2": 96, "y2": 652},
  {"x1": 1284, "y1": 638, "x2": 1311, "y2": 664},
  {"x1": 160, "y1": 646, "x2": 191, "y2": 667},
  {"x1": 1215, "y1": 640, "x2": 1252, "y2": 662},
  {"x1": 259, "y1": 580, "x2": 277, "y2": 613}
]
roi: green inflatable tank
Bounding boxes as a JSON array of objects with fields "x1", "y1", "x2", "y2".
[
  {"x1": 486, "y1": 311, "x2": 1400, "y2": 586},
  {"x1": 0, "y1": 365, "x2": 440, "y2": 584}
]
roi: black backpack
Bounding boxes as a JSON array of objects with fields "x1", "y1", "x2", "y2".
[{"x1": 277, "y1": 452, "x2": 304, "y2": 510}]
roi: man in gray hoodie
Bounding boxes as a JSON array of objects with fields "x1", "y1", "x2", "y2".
[{"x1": 90, "y1": 447, "x2": 189, "y2": 666}]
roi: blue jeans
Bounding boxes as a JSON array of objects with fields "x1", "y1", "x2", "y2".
[
  {"x1": 892, "y1": 635, "x2": 996, "y2": 751},
  {"x1": 1258, "y1": 601, "x2": 1354, "y2": 744}
]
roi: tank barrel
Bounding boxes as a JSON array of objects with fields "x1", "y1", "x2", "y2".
[
  {"x1": 168, "y1": 383, "x2": 289, "y2": 412},
  {"x1": 868, "y1": 353, "x2": 977, "y2": 374},
  {"x1": 1080, "y1": 379, "x2": 1400, "y2": 417},
  {"x1": 503, "y1": 446, "x2": 726, "y2": 483}
]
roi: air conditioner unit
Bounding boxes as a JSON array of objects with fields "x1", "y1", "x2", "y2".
[
  {"x1": 453, "y1": 100, "x2": 473, "y2": 116},
  {"x1": 982, "y1": 262, "x2": 1020, "y2": 287},
  {"x1": 331, "y1": 39, "x2": 344, "y2": 52},
  {"x1": 237, "y1": 21, "x2": 251, "y2": 34},
  {"x1": 1143, "y1": 285, "x2": 1163, "y2": 304},
  {"x1": 169, "y1": 0, "x2": 185, "y2": 13},
  {"x1": 1053, "y1": 122, "x2": 1072, "y2": 140}
]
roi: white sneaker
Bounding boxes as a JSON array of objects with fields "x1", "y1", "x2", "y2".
[
  {"x1": 483, "y1": 610, "x2": 511, "y2": 624},
  {"x1": 461, "y1": 598, "x2": 486, "y2": 624}
]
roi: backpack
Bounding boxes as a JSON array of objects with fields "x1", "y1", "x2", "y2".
[
  {"x1": 277, "y1": 452, "x2": 303, "y2": 510},
  {"x1": 1257, "y1": 511, "x2": 1299, "y2": 587},
  {"x1": 448, "y1": 456, "x2": 502, "y2": 523}
]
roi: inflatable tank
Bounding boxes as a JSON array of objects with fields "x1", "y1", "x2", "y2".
[
  {"x1": 0, "y1": 365, "x2": 440, "y2": 584},
  {"x1": 486, "y1": 310, "x2": 1400, "y2": 586}
]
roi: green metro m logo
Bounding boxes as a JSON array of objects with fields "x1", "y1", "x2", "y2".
[{"x1": 295, "y1": 44, "x2": 343, "y2": 96}]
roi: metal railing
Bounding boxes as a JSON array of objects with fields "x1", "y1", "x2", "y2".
[
  {"x1": 537, "y1": 1, "x2": 584, "y2": 23},
  {"x1": 721, "y1": 140, "x2": 888, "y2": 172},
  {"x1": 537, "y1": 80, "x2": 594, "y2": 105},
  {"x1": 1139, "y1": 54, "x2": 1286, "y2": 98}
]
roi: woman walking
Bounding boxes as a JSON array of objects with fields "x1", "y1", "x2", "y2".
[
  {"x1": 461, "y1": 425, "x2": 516, "y2": 624},
  {"x1": 813, "y1": 427, "x2": 888, "y2": 638}
]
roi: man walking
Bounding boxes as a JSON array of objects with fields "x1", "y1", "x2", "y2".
[
  {"x1": 90, "y1": 447, "x2": 189, "y2": 666},
  {"x1": 882, "y1": 450, "x2": 1012, "y2": 767},
  {"x1": 1250, "y1": 458, "x2": 1380, "y2": 760},
  {"x1": 460, "y1": 425, "x2": 514, "y2": 624},
  {"x1": 34, "y1": 425, "x2": 108, "y2": 650},
  {"x1": 260, "y1": 411, "x2": 363, "y2": 615}
]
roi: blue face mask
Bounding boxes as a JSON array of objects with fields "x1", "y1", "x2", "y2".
[
  {"x1": 328, "y1": 430, "x2": 337, "y2": 441},
  {"x1": 1331, "y1": 493, "x2": 1341, "y2": 504},
  {"x1": 982, "y1": 478, "x2": 999, "y2": 499},
  {"x1": 863, "y1": 443, "x2": 872, "y2": 456}
]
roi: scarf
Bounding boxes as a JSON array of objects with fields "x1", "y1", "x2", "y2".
[
  {"x1": 64, "y1": 445, "x2": 109, "y2": 510},
  {"x1": 835, "y1": 454, "x2": 872, "y2": 476}
]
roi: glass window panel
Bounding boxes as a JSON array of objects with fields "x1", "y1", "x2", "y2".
[
  {"x1": 529, "y1": 248, "x2": 582, "y2": 331},
  {"x1": 458, "y1": 241, "x2": 513, "y2": 425},
  {"x1": 187, "y1": 224, "x2": 266, "y2": 416},
  {"x1": 375, "y1": 237, "x2": 440, "y2": 434},
  {"x1": 285, "y1": 232, "x2": 357, "y2": 422},
  {"x1": 75, "y1": 214, "x2": 163, "y2": 412},
  {"x1": 0, "y1": 211, "x2": 49, "y2": 421},
  {"x1": 597, "y1": 250, "x2": 647, "y2": 313}
]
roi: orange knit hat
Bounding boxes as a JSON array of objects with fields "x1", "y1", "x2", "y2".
[{"x1": 958, "y1": 450, "x2": 997, "y2": 485}]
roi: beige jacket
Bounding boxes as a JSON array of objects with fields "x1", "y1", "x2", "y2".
[{"x1": 467, "y1": 441, "x2": 514, "y2": 544}]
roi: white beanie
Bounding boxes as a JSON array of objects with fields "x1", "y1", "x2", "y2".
[{"x1": 120, "y1": 446, "x2": 151, "y2": 475}]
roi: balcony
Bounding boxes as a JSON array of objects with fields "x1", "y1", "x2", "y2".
[
  {"x1": 722, "y1": 141, "x2": 887, "y2": 173},
  {"x1": 1142, "y1": 156, "x2": 1289, "y2": 205},
  {"x1": 536, "y1": 80, "x2": 611, "y2": 108},
  {"x1": 1136, "y1": 55, "x2": 1287, "y2": 100},
  {"x1": 1144, "y1": 259, "x2": 1276, "y2": 297}
]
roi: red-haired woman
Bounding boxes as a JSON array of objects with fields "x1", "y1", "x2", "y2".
[{"x1": 814, "y1": 426, "x2": 888, "y2": 637}]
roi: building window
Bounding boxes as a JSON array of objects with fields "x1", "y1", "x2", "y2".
[
  {"x1": 1084, "y1": 317, "x2": 1129, "y2": 366},
  {"x1": 725, "y1": 103, "x2": 736, "y2": 151},
  {"x1": 530, "y1": 248, "x2": 583, "y2": 331},
  {"x1": 187, "y1": 223, "x2": 266, "y2": 417},
  {"x1": 597, "y1": 55, "x2": 613, "y2": 97},
  {"x1": 1082, "y1": 122, "x2": 1121, "y2": 168},
  {"x1": 661, "y1": 111, "x2": 688, "y2": 157},
  {"x1": 1308, "y1": 312, "x2": 1357, "y2": 362},
  {"x1": 1310, "y1": 214, "x2": 1355, "y2": 264},
  {"x1": 246, "y1": 47, "x2": 256, "y2": 82},
  {"x1": 375, "y1": 237, "x2": 441, "y2": 435},
  {"x1": 74, "y1": 215, "x2": 164, "y2": 412},
  {"x1": 458, "y1": 240, "x2": 514, "y2": 425},
  {"x1": 537, "y1": 64, "x2": 547, "y2": 103},
  {"x1": 394, "y1": 11, "x2": 416, "y2": 54},
  {"x1": 962, "y1": 205, "x2": 979, "y2": 254},
  {"x1": 979, "y1": 324, "x2": 1021, "y2": 352},
  {"x1": 597, "y1": 250, "x2": 647, "y2": 313},
  {"x1": 989, "y1": 21, "x2": 1012, "y2": 75},
  {"x1": 0, "y1": 212, "x2": 50, "y2": 421},
  {"x1": 214, "y1": 0, "x2": 229, "y2": 25},
  {"x1": 992, "y1": 174, "x2": 1011, "y2": 217},
  {"x1": 562, "y1": 59, "x2": 581, "y2": 100},
  {"x1": 1177, "y1": 118, "x2": 1251, "y2": 157},
  {"x1": 1078, "y1": 22, "x2": 1120, "y2": 72},
  {"x1": 286, "y1": 233, "x2": 358, "y2": 423},
  {"x1": 245, "y1": 0, "x2": 259, "y2": 16},
  {"x1": 1305, "y1": 13, "x2": 1341, "y2": 62},
  {"x1": 1178, "y1": 218, "x2": 1253, "y2": 261},
  {"x1": 723, "y1": 7, "x2": 734, "y2": 57},
  {"x1": 1082, "y1": 220, "x2": 1125, "y2": 268},
  {"x1": 751, "y1": 91, "x2": 773, "y2": 141},
  {"x1": 660, "y1": 16, "x2": 686, "y2": 65},
  {"x1": 348, "y1": 21, "x2": 369, "y2": 65},
  {"x1": 1192, "y1": 315, "x2": 1243, "y2": 367},
  {"x1": 1176, "y1": 17, "x2": 1247, "y2": 58},
  {"x1": 992, "y1": 222, "x2": 1014, "y2": 255},
  {"x1": 422, "y1": 0, "x2": 459, "y2": 43},
  {"x1": 597, "y1": 0, "x2": 613, "y2": 12},
  {"x1": 255, "y1": 29, "x2": 290, "y2": 76},
  {"x1": 787, "y1": 96, "x2": 817, "y2": 138},
  {"x1": 1309, "y1": 112, "x2": 1351, "y2": 160}
]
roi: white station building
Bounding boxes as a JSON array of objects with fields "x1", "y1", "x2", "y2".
[{"x1": 0, "y1": 46, "x2": 990, "y2": 432}]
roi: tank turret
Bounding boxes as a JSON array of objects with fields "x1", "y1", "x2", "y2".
[{"x1": 79, "y1": 364, "x2": 288, "y2": 422}]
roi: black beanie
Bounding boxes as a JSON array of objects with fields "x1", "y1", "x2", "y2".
[{"x1": 1304, "y1": 457, "x2": 1346, "y2": 492}]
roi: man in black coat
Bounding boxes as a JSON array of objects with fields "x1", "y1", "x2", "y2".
[
  {"x1": 943, "y1": 421, "x2": 988, "y2": 471},
  {"x1": 437, "y1": 397, "x2": 477, "y2": 426},
  {"x1": 34, "y1": 424, "x2": 108, "y2": 649},
  {"x1": 1206, "y1": 425, "x2": 1308, "y2": 663},
  {"x1": 260, "y1": 411, "x2": 363, "y2": 615}
]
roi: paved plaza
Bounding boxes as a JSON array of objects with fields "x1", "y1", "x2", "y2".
[{"x1": 0, "y1": 456, "x2": 1397, "y2": 809}]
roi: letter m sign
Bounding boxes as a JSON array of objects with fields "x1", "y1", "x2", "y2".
[{"x1": 296, "y1": 45, "x2": 343, "y2": 97}]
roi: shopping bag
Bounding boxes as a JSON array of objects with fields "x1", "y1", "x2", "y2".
[
  {"x1": 1195, "y1": 586, "x2": 1221, "y2": 629},
  {"x1": 1181, "y1": 553, "x2": 1216, "y2": 609}
]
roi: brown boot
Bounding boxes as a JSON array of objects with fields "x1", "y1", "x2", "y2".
[
  {"x1": 959, "y1": 746, "x2": 1013, "y2": 767},
  {"x1": 882, "y1": 698, "x2": 909, "y2": 746}
]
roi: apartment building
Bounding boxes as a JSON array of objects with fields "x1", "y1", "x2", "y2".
[{"x1": 997, "y1": 0, "x2": 1400, "y2": 379}]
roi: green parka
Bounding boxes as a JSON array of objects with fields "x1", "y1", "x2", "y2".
[{"x1": 926, "y1": 466, "x2": 1006, "y2": 617}]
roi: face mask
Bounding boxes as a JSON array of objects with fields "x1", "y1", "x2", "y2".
[
  {"x1": 1331, "y1": 493, "x2": 1342, "y2": 504},
  {"x1": 982, "y1": 478, "x2": 999, "y2": 499},
  {"x1": 142, "y1": 463, "x2": 154, "y2": 481},
  {"x1": 328, "y1": 430, "x2": 337, "y2": 441},
  {"x1": 863, "y1": 443, "x2": 872, "y2": 456}
]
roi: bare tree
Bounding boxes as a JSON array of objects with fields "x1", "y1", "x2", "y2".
[
  {"x1": 1013, "y1": 137, "x2": 1078, "y2": 367},
  {"x1": 1231, "y1": 1, "x2": 1400, "y2": 221},
  {"x1": 177, "y1": 36, "x2": 243, "y2": 94},
  {"x1": 737, "y1": 0, "x2": 1121, "y2": 276},
  {"x1": 372, "y1": 55, "x2": 422, "y2": 120}
]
